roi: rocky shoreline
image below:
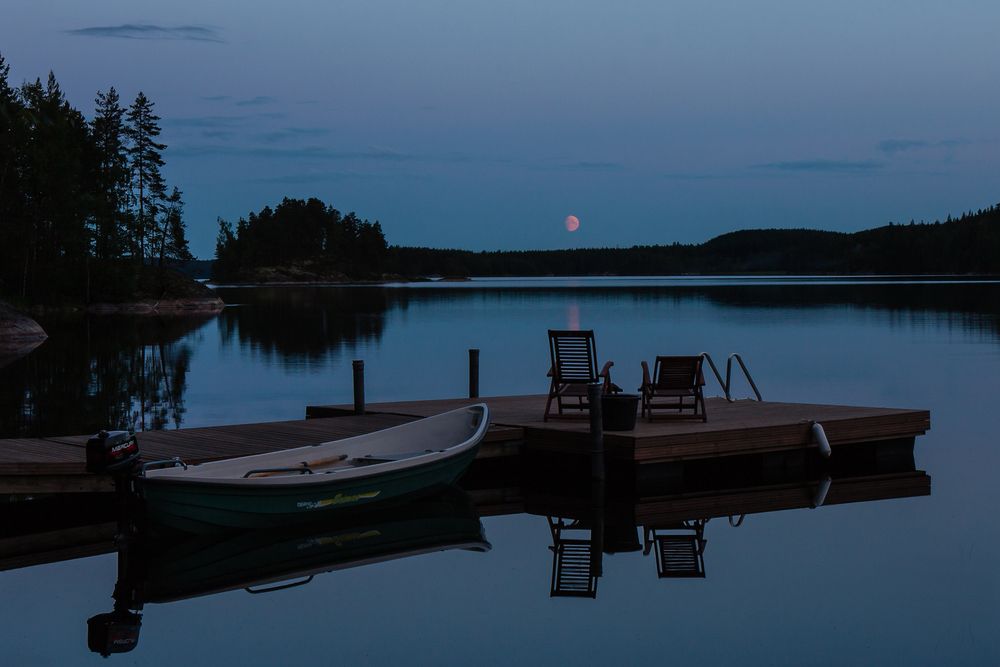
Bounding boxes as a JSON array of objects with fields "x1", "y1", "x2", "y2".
[{"x1": 0, "y1": 297, "x2": 224, "y2": 361}]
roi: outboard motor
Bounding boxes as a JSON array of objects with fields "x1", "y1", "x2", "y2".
[
  {"x1": 87, "y1": 610, "x2": 141, "y2": 657},
  {"x1": 86, "y1": 430, "x2": 140, "y2": 474}
]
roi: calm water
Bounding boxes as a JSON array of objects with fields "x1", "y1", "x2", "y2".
[{"x1": 2, "y1": 278, "x2": 999, "y2": 665}]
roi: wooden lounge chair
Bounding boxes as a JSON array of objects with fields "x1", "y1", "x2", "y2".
[
  {"x1": 544, "y1": 329, "x2": 617, "y2": 421},
  {"x1": 639, "y1": 355, "x2": 707, "y2": 421}
]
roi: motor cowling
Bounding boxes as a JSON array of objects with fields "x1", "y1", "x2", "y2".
[
  {"x1": 87, "y1": 611, "x2": 141, "y2": 656},
  {"x1": 86, "y1": 430, "x2": 140, "y2": 474}
]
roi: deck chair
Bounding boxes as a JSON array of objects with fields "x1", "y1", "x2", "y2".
[
  {"x1": 639, "y1": 355, "x2": 707, "y2": 421},
  {"x1": 544, "y1": 330, "x2": 618, "y2": 421}
]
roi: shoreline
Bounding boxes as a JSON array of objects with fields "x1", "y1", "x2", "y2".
[{"x1": 0, "y1": 297, "x2": 225, "y2": 355}]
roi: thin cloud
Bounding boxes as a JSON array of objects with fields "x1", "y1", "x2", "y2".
[
  {"x1": 66, "y1": 24, "x2": 224, "y2": 43},
  {"x1": 235, "y1": 96, "x2": 276, "y2": 107},
  {"x1": 755, "y1": 159, "x2": 883, "y2": 173},
  {"x1": 565, "y1": 161, "x2": 623, "y2": 172},
  {"x1": 164, "y1": 115, "x2": 246, "y2": 129},
  {"x1": 170, "y1": 144, "x2": 415, "y2": 161},
  {"x1": 877, "y1": 139, "x2": 928, "y2": 155},
  {"x1": 164, "y1": 112, "x2": 286, "y2": 129},
  {"x1": 257, "y1": 127, "x2": 332, "y2": 143},
  {"x1": 200, "y1": 95, "x2": 231, "y2": 102},
  {"x1": 878, "y1": 138, "x2": 964, "y2": 155}
]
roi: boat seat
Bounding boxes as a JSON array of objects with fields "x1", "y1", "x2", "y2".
[{"x1": 351, "y1": 450, "x2": 441, "y2": 465}]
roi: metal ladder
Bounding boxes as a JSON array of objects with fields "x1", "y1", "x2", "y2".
[{"x1": 700, "y1": 352, "x2": 762, "y2": 402}]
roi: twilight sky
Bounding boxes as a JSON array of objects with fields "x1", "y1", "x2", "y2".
[{"x1": 3, "y1": 0, "x2": 999, "y2": 257}]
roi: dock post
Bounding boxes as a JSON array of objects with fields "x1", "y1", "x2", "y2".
[
  {"x1": 352, "y1": 360, "x2": 365, "y2": 415},
  {"x1": 588, "y1": 383, "x2": 605, "y2": 480},
  {"x1": 469, "y1": 348, "x2": 480, "y2": 399}
]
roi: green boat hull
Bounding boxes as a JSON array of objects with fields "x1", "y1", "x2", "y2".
[{"x1": 139, "y1": 446, "x2": 478, "y2": 532}]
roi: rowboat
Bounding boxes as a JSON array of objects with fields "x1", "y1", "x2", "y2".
[{"x1": 137, "y1": 403, "x2": 489, "y2": 531}]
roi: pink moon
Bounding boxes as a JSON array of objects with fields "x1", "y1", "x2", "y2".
[{"x1": 564, "y1": 215, "x2": 580, "y2": 232}]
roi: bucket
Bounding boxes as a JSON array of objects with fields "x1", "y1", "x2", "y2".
[{"x1": 602, "y1": 393, "x2": 639, "y2": 431}]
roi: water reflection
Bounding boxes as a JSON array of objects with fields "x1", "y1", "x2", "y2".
[
  {"x1": 3, "y1": 280, "x2": 999, "y2": 440},
  {"x1": 215, "y1": 286, "x2": 390, "y2": 364},
  {"x1": 0, "y1": 315, "x2": 213, "y2": 438},
  {"x1": 464, "y1": 437, "x2": 930, "y2": 600},
  {"x1": 0, "y1": 436, "x2": 932, "y2": 658},
  {"x1": 87, "y1": 487, "x2": 488, "y2": 656}
]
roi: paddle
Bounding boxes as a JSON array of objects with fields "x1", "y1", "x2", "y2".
[{"x1": 246, "y1": 454, "x2": 348, "y2": 478}]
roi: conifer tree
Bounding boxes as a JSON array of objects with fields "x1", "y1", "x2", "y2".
[
  {"x1": 91, "y1": 87, "x2": 129, "y2": 259},
  {"x1": 157, "y1": 186, "x2": 192, "y2": 265},
  {"x1": 125, "y1": 91, "x2": 166, "y2": 262}
]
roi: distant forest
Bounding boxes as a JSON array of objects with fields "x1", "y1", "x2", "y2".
[
  {"x1": 0, "y1": 54, "x2": 194, "y2": 305},
  {"x1": 215, "y1": 200, "x2": 1000, "y2": 280},
  {"x1": 214, "y1": 198, "x2": 388, "y2": 282}
]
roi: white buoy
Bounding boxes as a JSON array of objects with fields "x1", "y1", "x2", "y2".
[
  {"x1": 811, "y1": 475, "x2": 832, "y2": 508},
  {"x1": 811, "y1": 421, "x2": 832, "y2": 458}
]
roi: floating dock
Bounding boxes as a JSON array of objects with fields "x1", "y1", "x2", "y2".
[{"x1": 0, "y1": 394, "x2": 928, "y2": 495}]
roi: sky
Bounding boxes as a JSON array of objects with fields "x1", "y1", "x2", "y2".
[{"x1": 3, "y1": 0, "x2": 999, "y2": 258}]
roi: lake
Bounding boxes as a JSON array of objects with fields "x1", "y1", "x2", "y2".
[{"x1": 1, "y1": 277, "x2": 998, "y2": 665}]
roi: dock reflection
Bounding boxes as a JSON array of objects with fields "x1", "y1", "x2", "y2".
[{"x1": 463, "y1": 436, "x2": 931, "y2": 599}]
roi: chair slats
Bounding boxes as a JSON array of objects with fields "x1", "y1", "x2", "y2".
[
  {"x1": 545, "y1": 329, "x2": 615, "y2": 421},
  {"x1": 640, "y1": 355, "x2": 707, "y2": 422}
]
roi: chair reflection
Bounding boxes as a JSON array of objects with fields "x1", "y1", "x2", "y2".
[
  {"x1": 643, "y1": 519, "x2": 708, "y2": 579},
  {"x1": 547, "y1": 517, "x2": 600, "y2": 598}
]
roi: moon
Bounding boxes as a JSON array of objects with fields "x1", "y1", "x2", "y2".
[{"x1": 564, "y1": 215, "x2": 580, "y2": 232}]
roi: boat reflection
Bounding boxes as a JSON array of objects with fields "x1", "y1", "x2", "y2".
[{"x1": 86, "y1": 486, "x2": 489, "y2": 656}]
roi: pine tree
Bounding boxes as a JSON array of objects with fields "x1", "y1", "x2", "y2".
[
  {"x1": 125, "y1": 91, "x2": 166, "y2": 262},
  {"x1": 157, "y1": 186, "x2": 192, "y2": 265},
  {"x1": 91, "y1": 87, "x2": 129, "y2": 259}
]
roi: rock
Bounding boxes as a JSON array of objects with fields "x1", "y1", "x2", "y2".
[{"x1": 0, "y1": 301, "x2": 48, "y2": 362}]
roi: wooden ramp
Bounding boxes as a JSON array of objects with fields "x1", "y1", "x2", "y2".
[{"x1": 309, "y1": 394, "x2": 930, "y2": 464}]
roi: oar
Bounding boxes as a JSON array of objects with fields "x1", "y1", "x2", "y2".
[{"x1": 247, "y1": 454, "x2": 348, "y2": 478}]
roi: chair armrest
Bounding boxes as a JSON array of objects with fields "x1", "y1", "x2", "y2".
[
  {"x1": 640, "y1": 360, "x2": 651, "y2": 387},
  {"x1": 599, "y1": 361, "x2": 617, "y2": 394}
]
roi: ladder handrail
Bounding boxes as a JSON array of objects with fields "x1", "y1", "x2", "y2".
[
  {"x1": 699, "y1": 352, "x2": 763, "y2": 402},
  {"x1": 699, "y1": 352, "x2": 728, "y2": 399},
  {"x1": 727, "y1": 353, "x2": 763, "y2": 401}
]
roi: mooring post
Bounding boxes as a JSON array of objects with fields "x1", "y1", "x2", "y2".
[
  {"x1": 588, "y1": 382, "x2": 605, "y2": 480},
  {"x1": 352, "y1": 360, "x2": 365, "y2": 415},
  {"x1": 468, "y1": 348, "x2": 480, "y2": 399}
]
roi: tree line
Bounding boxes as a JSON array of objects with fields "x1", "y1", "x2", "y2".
[
  {"x1": 213, "y1": 197, "x2": 388, "y2": 281},
  {"x1": 385, "y1": 206, "x2": 1000, "y2": 277},
  {"x1": 211, "y1": 200, "x2": 1000, "y2": 281},
  {"x1": 0, "y1": 54, "x2": 191, "y2": 305}
]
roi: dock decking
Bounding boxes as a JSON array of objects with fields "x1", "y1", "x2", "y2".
[
  {"x1": 308, "y1": 394, "x2": 930, "y2": 463},
  {"x1": 0, "y1": 394, "x2": 929, "y2": 494}
]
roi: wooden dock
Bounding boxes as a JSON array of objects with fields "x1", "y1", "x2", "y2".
[
  {"x1": 308, "y1": 394, "x2": 930, "y2": 463},
  {"x1": 0, "y1": 394, "x2": 928, "y2": 495}
]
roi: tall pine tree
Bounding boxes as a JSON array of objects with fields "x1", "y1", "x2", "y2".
[
  {"x1": 125, "y1": 92, "x2": 166, "y2": 263},
  {"x1": 91, "y1": 87, "x2": 129, "y2": 260}
]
